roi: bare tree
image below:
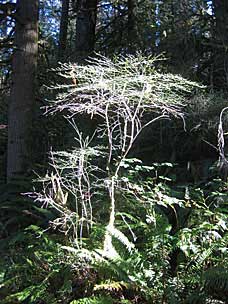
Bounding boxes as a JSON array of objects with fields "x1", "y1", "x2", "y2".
[{"x1": 34, "y1": 55, "x2": 202, "y2": 253}]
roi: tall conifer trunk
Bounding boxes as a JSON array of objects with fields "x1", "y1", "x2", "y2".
[
  {"x1": 127, "y1": 0, "x2": 140, "y2": 53},
  {"x1": 75, "y1": 0, "x2": 98, "y2": 61},
  {"x1": 7, "y1": 0, "x2": 39, "y2": 182},
  {"x1": 212, "y1": 0, "x2": 228, "y2": 88},
  {"x1": 58, "y1": 0, "x2": 70, "y2": 59}
]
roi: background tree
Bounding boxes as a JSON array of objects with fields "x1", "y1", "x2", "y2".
[
  {"x1": 211, "y1": 0, "x2": 228, "y2": 88},
  {"x1": 96, "y1": 0, "x2": 157, "y2": 55},
  {"x1": 74, "y1": 0, "x2": 98, "y2": 61},
  {"x1": 156, "y1": 0, "x2": 212, "y2": 78},
  {"x1": 0, "y1": 2, "x2": 16, "y2": 85},
  {"x1": 58, "y1": 0, "x2": 70, "y2": 60},
  {"x1": 7, "y1": 0, "x2": 39, "y2": 182},
  {"x1": 127, "y1": 0, "x2": 140, "y2": 53}
]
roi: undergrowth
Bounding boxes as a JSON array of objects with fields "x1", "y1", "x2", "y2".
[{"x1": 1, "y1": 55, "x2": 228, "y2": 304}]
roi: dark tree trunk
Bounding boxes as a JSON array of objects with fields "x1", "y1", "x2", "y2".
[
  {"x1": 212, "y1": 0, "x2": 228, "y2": 88},
  {"x1": 127, "y1": 0, "x2": 140, "y2": 53},
  {"x1": 75, "y1": 0, "x2": 98, "y2": 61},
  {"x1": 213, "y1": 0, "x2": 228, "y2": 44},
  {"x1": 58, "y1": 0, "x2": 70, "y2": 60},
  {"x1": 7, "y1": 0, "x2": 39, "y2": 182}
]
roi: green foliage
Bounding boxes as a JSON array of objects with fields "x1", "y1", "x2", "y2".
[
  {"x1": 30, "y1": 55, "x2": 227, "y2": 303},
  {"x1": 3, "y1": 55, "x2": 228, "y2": 304},
  {"x1": 70, "y1": 295, "x2": 114, "y2": 304},
  {"x1": 203, "y1": 267, "x2": 228, "y2": 301},
  {"x1": 0, "y1": 225, "x2": 73, "y2": 304},
  {"x1": 0, "y1": 182, "x2": 56, "y2": 238}
]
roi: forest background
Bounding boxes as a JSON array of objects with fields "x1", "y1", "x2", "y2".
[{"x1": 1, "y1": 1, "x2": 228, "y2": 303}]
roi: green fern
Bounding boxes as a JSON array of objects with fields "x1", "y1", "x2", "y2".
[
  {"x1": 203, "y1": 267, "x2": 228, "y2": 300},
  {"x1": 94, "y1": 280, "x2": 131, "y2": 292},
  {"x1": 185, "y1": 292, "x2": 206, "y2": 304},
  {"x1": 70, "y1": 295, "x2": 114, "y2": 304}
]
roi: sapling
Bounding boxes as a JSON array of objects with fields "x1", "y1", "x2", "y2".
[{"x1": 36, "y1": 54, "x2": 203, "y2": 255}]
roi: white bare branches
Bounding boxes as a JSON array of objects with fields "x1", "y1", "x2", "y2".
[{"x1": 38, "y1": 54, "x2": 202, "y2": 254}]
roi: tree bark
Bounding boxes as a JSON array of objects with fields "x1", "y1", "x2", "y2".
[
  {"x1": 58, "y1": 0, "x2": 70, "y2": 60},
  {"x1": 212, "y1": 0, "x2": 228, "y2": 88},
  {"x1": 75, "y1": 0, "x2": 98, "y2": 62},
  {"x1": 213, "y1": 0, "x2": 228, "y2": 43},
  {"x1": 127, "y1": 0, "x2": 141, "y2": 53},
  {"x1": 7, "y1": 0, "x2": 39, "y2": 182}
]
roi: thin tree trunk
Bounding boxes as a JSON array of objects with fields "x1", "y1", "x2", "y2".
[
  {"x1": 58, "y1": 0, "x2": 70, "y2": 59},
  {"x1": 127, "y1": 0, "x2": 140, "y2": 53},
  {"x1": 75, "y1": 0, "x2": 98, "y2": 62},
  {"x1": 213, "y1": 0, "x2": 228, "y2": 44},
  {"x1": 7, "y1": 0, "x2": 39, "y2": 182},
  {"x1": 212, "y1": 0, "x2": 228, "y2": 88}
]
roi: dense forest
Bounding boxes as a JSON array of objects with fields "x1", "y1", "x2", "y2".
[{"x1": 1, "y1": 0, "x2": 228, "y2": 303}]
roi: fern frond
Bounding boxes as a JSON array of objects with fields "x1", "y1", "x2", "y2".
[
  {"x1": 94, "y1": 280, "x2": 131, "y2": 292},
  {"x1": 203, "y1": 266, "x2": 228, "y2": 299},
  {"x1": 107, "y1": 226, "x2": 135, "y2": 252},
  {"x1": 70, "y1": 295, "x2": 114, "y2": 304}
]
